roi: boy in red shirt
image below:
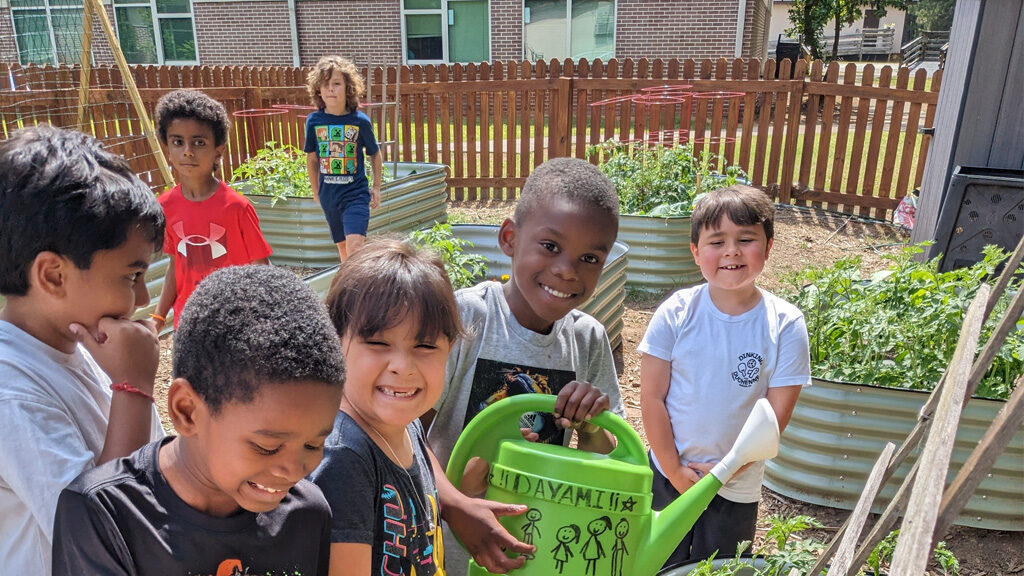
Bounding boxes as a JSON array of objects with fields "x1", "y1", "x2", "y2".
[{"x1": 152, "y1": 89, "x2": 272, "y2": 329}]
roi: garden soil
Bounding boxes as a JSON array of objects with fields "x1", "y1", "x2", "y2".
[{"x1": 153, "y1": 203, "x2": 1023, "y2": 576}]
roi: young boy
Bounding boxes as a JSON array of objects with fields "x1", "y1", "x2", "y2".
[
  {"x1": 304, "y1": 55, "x2": 383, "y2": 261},
  {"x1": 52, "y1": 265, "x2": 347, "y2": 575},
  {"x1": 152, "y1": 89, "x2": 272, "y2": 330},
  {"x1": 0, "y1": 125, "x2": 166, "y2": 576},
  {"x1": 427, "y1": 158, "x2": 627, "y2": 575},
  {"x1": 639, "y1": 185, "x2": 811, "y2": 567}
]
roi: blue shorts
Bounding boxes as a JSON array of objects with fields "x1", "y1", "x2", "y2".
[{"x1": 319, "y1": 189, "x2": 370, "y2": 243}]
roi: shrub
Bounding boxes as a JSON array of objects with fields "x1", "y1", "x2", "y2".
[{"x1": 409, "y1": 223, "x2": 488, "y2": 290}]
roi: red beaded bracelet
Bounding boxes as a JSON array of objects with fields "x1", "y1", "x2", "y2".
[{"x1": 110, "y1": 382, "x2": 154, "y2": 403}]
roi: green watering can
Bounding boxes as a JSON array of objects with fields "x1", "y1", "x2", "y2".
[{"x1": 446, "y1": 395, "x2": 780, "y2": 576}]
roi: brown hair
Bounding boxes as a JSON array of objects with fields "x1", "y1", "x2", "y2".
[
  {"x1": 306, "y1": 55, "x2": 365, "y2": 113},
  {"x1": 690, "y1": 185, "x2": 775, "y2": 245},
  {"x1": 325, "y1": 237, "x2": 462, "y2": 345}
]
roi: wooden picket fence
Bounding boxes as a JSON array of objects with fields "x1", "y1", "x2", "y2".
[{"x1": 0, "y1": 58, "x2": 941, "y2": 219}]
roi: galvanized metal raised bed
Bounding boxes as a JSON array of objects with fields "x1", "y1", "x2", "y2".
[
  {"x1": 618, "y1": 214, "x2": 702, "y2": 291},
  {"x1": 243, "y1": 162, "x2": 448, "y2": 267},
  {"x1": 304, "y1": 224, "x2": 630, "y2": 350},
  {"x1": 763, "y1": 377, "x2": 1024, "y2": 531}
]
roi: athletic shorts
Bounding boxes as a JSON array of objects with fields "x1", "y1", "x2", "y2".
[{"x1": 319, "y1": 188, "x2": 370, "y2": 242}]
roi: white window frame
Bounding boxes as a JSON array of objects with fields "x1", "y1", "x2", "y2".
[
  {"x1": 9, "y1": 0, "x2": 89, "y2": 65},
  {"x1": 401, "y1": 0, "x2": 492, "y2": 65},
  {"x1": 112, "y1": 0, "x2": 199, "y2": 65},
  {"x1": 522, "y1": 0, "x2": 617, "y2": 62}
]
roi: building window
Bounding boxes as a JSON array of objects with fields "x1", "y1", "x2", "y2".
[
  {"x1": 523, "y1": 0, "x2": 614, "y2": 62},
  {"x1": 112, "y1": 0, "x2": 198, "y2": 64},
  {"x1": 10, "y1": 0, "x2": 86, "y2": 65},
  {"x1": 401, "y1": 0, "x2": 489, "y2": 64}
]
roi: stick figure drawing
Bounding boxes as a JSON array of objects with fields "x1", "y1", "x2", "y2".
[
  {"x1": 551, "y1": 524, "x2": 580, "y2": 574},
  {"x1": 611, "y1": 518, "x2": 630, "y2": 576},
  {"x1": 581, "y1": 516, "x2": 612, "y2": 576},
  {"x1": 522, "y1": 508, "x2": 543, "y2": 545}
]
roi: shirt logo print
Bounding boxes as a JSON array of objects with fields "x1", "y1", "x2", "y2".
[
  {"x1": 731, "y1": 352, "x2": 764, "y2": 387},
  {"x1": 174, "y1": 221, "x2": 227, "y2": 261}
]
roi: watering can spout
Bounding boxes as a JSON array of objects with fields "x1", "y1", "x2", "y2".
[{"x1": 638, "y1": 399, "x2": 780, "y2": 576}]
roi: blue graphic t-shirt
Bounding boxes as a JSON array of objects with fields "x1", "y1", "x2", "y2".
[{"x1": 303, "y1": 109, "x2": 380, "y2": 199}]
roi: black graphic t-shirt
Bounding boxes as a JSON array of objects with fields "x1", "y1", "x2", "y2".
[
  {"x1": 303, "y1": 109, "x2": 379, "y2": 199},
  {"x1": 465, "y1": 358, "x2": 578, "y2": 445},
  {"x1": 52, "y1": 438, "x2": 331, "y2": 576},
  {"x1": 310, "y1": 412, "x2": 444, "y2": 576}
]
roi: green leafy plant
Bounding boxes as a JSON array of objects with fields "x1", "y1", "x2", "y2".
[
  {"x1": 865, "y1": 530, "x2": 960, "y2": 576},
  {"x1": 231, "y1": 141, "x2": 312, "y2": 206},
  {"x1": 586, "y1": 141, "x2": 746, "y2": 217},
  {"x1": 783, "y1": 243, "x2": 1022, "y2": 400},
  {"x1": 765, "y1": 514, "x2": 825, "y2": 550},
  {"x1": 409, "y1": 223, "x2": 488, "y2": 290}
]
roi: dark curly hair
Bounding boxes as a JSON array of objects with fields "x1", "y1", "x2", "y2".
[
  {"x1": 690, "y1": 184, "x2": 775, "y2": 245},
  {"x1": 173, "y1": 265, "x2": 346, "y2": 414},
  {"x1": 0, "y1": 125, "x2": 164, "y2": 296},
  {"x1": 325, "y1": 237, "x2": 462, "y2": 345},
  {"x1": 514, "y1": 157, "x2": 619, "y2": 225},
  {"x1": 154, "y1": 89, "x2": 231, "y2": 146},
  {"x1": 306, "y1": 55, "x2": 365, "y2": 113}
]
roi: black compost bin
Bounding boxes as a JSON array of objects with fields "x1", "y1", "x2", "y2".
[{"x1": 934, "y1": 165, "x2": 1024, "y2": 271}]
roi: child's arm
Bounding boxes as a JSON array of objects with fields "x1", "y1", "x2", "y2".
[
  {"x1": 71, "y1": 317, "x2": 159, "y2": 465},
  {"x1": 307, "y1": 152, "x2": 320, "y2": 203},
  {"x1": 153, "y1": 256, "x2": 176, "y2": 332},
  {"x1": 368, "y1": 150, "x2": 383, "y2": 209},
  {"x1": 766, "y1": 385, "x2": 803, "y2": 433},
  {"x1": 640, "y1": 353, "x2": 701, "y2": 495},
  {"x1": 428, "y1": 446, "x2": 535, "y2": 573},
  {"x1": 328, "y1": 543, "x2": 372, "y2": 576}
]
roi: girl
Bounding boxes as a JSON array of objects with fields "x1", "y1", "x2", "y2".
[{"x1": 311, "y1": 237, "x2": 461, "y2": 576}]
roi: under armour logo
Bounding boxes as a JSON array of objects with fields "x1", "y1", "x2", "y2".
[{"x1": 174, "y1": 221, "x2": 227, "y2": 260}]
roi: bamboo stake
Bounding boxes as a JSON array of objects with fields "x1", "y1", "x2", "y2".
[
  {"x1": 86, "y1": 0, "x2": 173, "y2": 188},
  {"x1": 75, "y1": 1, "x2": 94, "y2": 129},
  {"x1": 832, "y1": 442, "x2": 896, "y2": 576},
  {"x1": 890, "y1": 284, "x2": 990, "y2": 574}
]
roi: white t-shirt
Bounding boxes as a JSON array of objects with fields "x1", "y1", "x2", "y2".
[
  {"x1": 0, "y1": 320, "x2": 165, "y2": 576},
  {"x1": 638, "y1": 284, "x2": 811, "y2": 503}
]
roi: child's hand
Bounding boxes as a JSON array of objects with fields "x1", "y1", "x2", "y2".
[
  {"x1": 370, "y1": 186, "x2": 381, "y2": 209},
  {"x1": 70, "y1": 317, "x2": 159, "y2": 392},
  {"x1": 687, "y1": 461, "x2": 715, "y2": 479},
  {"x1": 667, "y1": 465, "x2": 703, "y2": 495},
  {"x1": 553, "y1": 380, "x2": 609, "y2": 431}
]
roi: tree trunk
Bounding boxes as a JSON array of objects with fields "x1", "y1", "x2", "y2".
[{"x1": 832, "y1": 15, "x2": 841, "y2": 59}]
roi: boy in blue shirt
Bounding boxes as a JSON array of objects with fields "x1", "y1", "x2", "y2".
[{"x1": 304, "y1": 55, "x2": 383, "y2": 261}]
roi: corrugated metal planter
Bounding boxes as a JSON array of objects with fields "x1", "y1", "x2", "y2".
[
  {"x1": 764, "y1": 377, "x2": 1024, "y2": 531},
  {"x1": 660, "y1": 556, "x2": 768, "y2": 575},
  {"x1": 618, "y1": 214, "x2": 702, "y2": 291},
  {"x1": 242, "y1": 162, "x2": 448, "y2": 267},
  {"x1": 303, "y1": 224, "x2": 630, "y2": 350}
]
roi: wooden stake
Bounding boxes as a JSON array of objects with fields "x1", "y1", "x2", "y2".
[
  {"x1": 75, "y1": 1, "x2": 94, "y2": 129},
  {"x1": 86, "y1": 0, "x2": 173, "y2": 188},
  {"x1": 831, "y1": 442, "x2": 896, "y2": 576},
  {"x1": 890, "y1": 284, "x2": 990, "y2": 574},
  {"x1": 933, "y1": 374, "x2": 1024, "y2": 542}
]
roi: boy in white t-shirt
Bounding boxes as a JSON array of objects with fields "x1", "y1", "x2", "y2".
[{"x1": 638, "y1": 185, "x2": 811, "y2": 567}]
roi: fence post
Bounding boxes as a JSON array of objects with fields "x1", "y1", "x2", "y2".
[
  {"x1": 779, "y1": 60, "x2": 807, "y2": 203},
  {"x1": 550, "y1": 76, "x2": 573, "y2": 158}
]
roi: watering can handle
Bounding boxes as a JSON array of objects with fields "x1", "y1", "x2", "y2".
[{"x1": 445, "y1": 394, "x2": 648, "y2": 490}]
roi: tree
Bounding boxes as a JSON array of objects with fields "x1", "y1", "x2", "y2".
[
  {"x1": 911, "y1": 0, "x2": 956, "y2": 32},
  {"x1": 788, "y1": 0, "x2": 909, "y2": 61}
]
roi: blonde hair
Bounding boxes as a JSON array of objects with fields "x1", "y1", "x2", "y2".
[{"x1": 306, "y1": 55, "x2": 365, "y2": 113}]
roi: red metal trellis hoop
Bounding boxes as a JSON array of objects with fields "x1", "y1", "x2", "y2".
[
  {"x1": 640, "y1": 84, "x2": 695, "y2": 93},
  {"x1": 271, "y1": 104, "x2": 316, "y2": 112},
  {"x1": 232, "y1": 108, "x2": 288, "y2": 117},
  {"x1": 630, "y1": 93, "x2": 692, "y2": 105},
  {"x1": 689, "y1": 91, "x2": 745, "y2": 101},
  {"x1": 588, "y1": 94, "x2": 637, "y2": 107}
]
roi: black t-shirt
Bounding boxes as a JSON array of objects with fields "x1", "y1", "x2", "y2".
[
  {"x1": 309, "y1": 412, "x2": 443, "y2": 576},
  {"x1": 52, "y1": 437, "x2": 331, "y2": 576}
]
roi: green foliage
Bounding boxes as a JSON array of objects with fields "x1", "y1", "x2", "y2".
[
  {"x1": 909, "y1": 0, "x2": 955, "y2": 34},
  {"x1": 232, "y1": 141, "x2": 392, "y2": 206},
  {"x1": 693, "y1": 517, "x2": 962, "y2": 576},
  {"x1": 586, "y1": 141, "x2": 746, "y2": 218},
  {"x1": 231, "y1": 142, "x2": 312, "y2": 206},
  {"x1": 408, "y1": 223, "x2": 488, "y2": 290},
  {"x1": 782, "y1": 244, "x2": 1023, "y2": 400},
  {"x1": 787, "y1": 0, "x2": 908, "y2": 60}
]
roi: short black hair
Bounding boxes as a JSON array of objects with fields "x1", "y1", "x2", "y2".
[
  {"x1": 325, "y1": 237, "x2": 462, "y2": 344},
  {"x1": 690, "y1": 185, "x2": 775, "y2": 245},
  {"x1": 173, "y1": 265, "x2": 346, "y2": 414},
  {"x1": 0, "y1": 125, "x2": 165, "y2": 296},
  {"x1": 514, "y1": 157, "x2": 619, "y2": 225},
  {"x1": 154, "y1": 89, "x2": 231, "y2": 147}
]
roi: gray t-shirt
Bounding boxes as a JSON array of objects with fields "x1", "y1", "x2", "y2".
[{"x1": 429, "y1": 281, "x2": 625, "y2": 576}]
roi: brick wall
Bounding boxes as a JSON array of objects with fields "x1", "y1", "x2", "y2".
[
  {"x1": 742, "y1": 0, "x2": 769, "y2": 59},
  {"x1": 615, "y1": 0, "x2": 739, "y2": 61},
  {"x1": 490, "y1": 0, "x2": 522, "y2": 62},
  {"x1": 194, "y1": 1, "x2": 294, "y2": 65},
  {"x1": 296, "y1": 0, "x2": 401, "y2": 66},
  {"x1": 0, "y1": 8, "x2": 17, "y2": 62}
]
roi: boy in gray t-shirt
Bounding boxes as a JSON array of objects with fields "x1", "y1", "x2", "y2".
[{"x1": 424, "y1": 158, "x2": 626, "y2": 576}]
